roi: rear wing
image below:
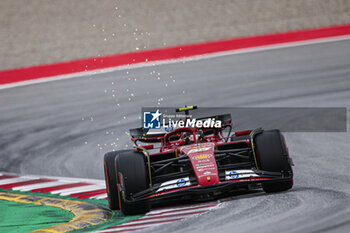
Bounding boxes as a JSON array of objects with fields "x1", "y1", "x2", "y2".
[
  {"x1": 197, "y1": 113, "x2": 232, "y2": 125},
  {"x1": 130, "y1": 128, "x2": 164, "y2": 143}
]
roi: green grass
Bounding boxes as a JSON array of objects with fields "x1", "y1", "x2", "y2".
[
  {"x1": 0, "y1": 188, "x2": 143, "y2": 232},
  {"x1": 0, "y1": 198, "x2": 74, "y2": 233}
]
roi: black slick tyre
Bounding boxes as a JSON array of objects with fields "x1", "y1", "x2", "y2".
[
  {"x1": 115, "y1": 150, "x2": 150, "y2": 215},
  {"x1": 104, "y1": 151, "x2": 120, "y2": 210},
  {"x1": 254, "y1": 129, "x2": 293, "y2": 193}
]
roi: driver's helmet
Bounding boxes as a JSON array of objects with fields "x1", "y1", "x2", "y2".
[{"x1": 183, "y1": 132, "x2": 193, "y2": 145}]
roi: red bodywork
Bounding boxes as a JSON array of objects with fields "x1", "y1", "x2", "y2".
[
  {"x1": 125, "y1": 118, "x2": 296, "y2": 205},
  {"x1": 180, "y1": 143, "x2": 219, "y2": 186},
  {"x1": 130, "y1": 126, "x2": 273, "y2": 199},
  {"x1": 112, "y1": 111, "x2": 293, "y2": 212}
]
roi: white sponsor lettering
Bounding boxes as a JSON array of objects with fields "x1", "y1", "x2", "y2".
[{"x1": 163, "y1": 118, "x2": 221, "y2": 128}]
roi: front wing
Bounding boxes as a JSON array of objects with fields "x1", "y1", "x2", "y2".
[{"x1": 119, "y1": 170, "x2": 292, "y2": 205}]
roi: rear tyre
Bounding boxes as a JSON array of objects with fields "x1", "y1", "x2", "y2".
[
  {"x1": 104, "y1": 152, "x2": 120, "y2": 210},
  {"x1": 254, "y1": 129, "x2": 293, "y2": 193},
  {"x1": 116, "y1": 150, "x2": 150, "y2": 215}
]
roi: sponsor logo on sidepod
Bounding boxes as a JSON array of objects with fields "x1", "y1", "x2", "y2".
[
  {"x1": 229, "y1": 171, "x2": 239, "y2": 179},
  {"x1": 176, "y1": 178, "x2": 187, "y2": 187}
]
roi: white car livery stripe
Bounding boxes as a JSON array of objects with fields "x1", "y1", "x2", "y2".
[
  {"x1": 225, "y1": 169, "x2": 259, "y2": 180},
  {"x1": 156, "y1": 177, "x2": 191, "y2": 193}
]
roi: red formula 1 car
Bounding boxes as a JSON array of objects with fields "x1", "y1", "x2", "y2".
[{"x1": 104, "y1": 106, "x2": 294, "y2": 215}]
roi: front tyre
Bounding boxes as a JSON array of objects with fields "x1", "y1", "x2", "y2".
[
  {"x1": 254, "y1": 129, "x2": 293, "y2": 193},
  {"x1": 115, "y1": 150, "x2": 150, "y2": 215},
  {"x1": 104, "y1": 152, "x2": 120, "y2": 210}
]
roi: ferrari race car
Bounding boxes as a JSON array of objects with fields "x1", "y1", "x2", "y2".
[{"x1": 104, "y1": 106, "x2": 294, "y2": 215}]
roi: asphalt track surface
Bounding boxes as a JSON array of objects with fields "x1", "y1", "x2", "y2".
[{"x1": 1, "y1": 39, "x2": 350, "y2": 233}]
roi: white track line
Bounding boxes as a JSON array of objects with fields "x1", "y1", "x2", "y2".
[
  {"x1": 12, "y1": 181, "x2": 67, "y2": 191},
  {"x1": 147, "y1": 207, "x2": 212, "y2": 217},
  {"x1": 128, "y1": 211, "x2": 208, "y2": 224},
  {"x1": 122, "y1": 218, "x2": 184, "y2": 226},
  {"x1": 53, "y1": 185, "x2": 105, "y2": 196},
  {"x1": 92, "y1": 193, "x2": 108, "y2": 199},
  {"x1": 1, "y1": 35, "x2": 350, "y2": 91},
  {"x1": 0, "y1": 172, "x2": 104, "y2": 185},
  {"x1": 0, "y1": 172, "x2": 108, "y2": 200},
  {"x1": 97, "y1": 203, "x2": 220, "y2": 233},
  {"x1": 96, "y1": 226, "x2": 147, "y2": 233},
  {"x1": 47, "y1": 176, "x2": 105, "y2": 185},
  {"x1": 0, "y1": 177, "x2": 33, "y2": 185},
  {"x1": 49, "y1": 184, "x2": 92, "y2": 195},
  {"x1": 148, "y1": 203, "x2": 219, "y2": 216},
  {"x1": 97, "y1": 218, "x2": 183, "y2": 233}
]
